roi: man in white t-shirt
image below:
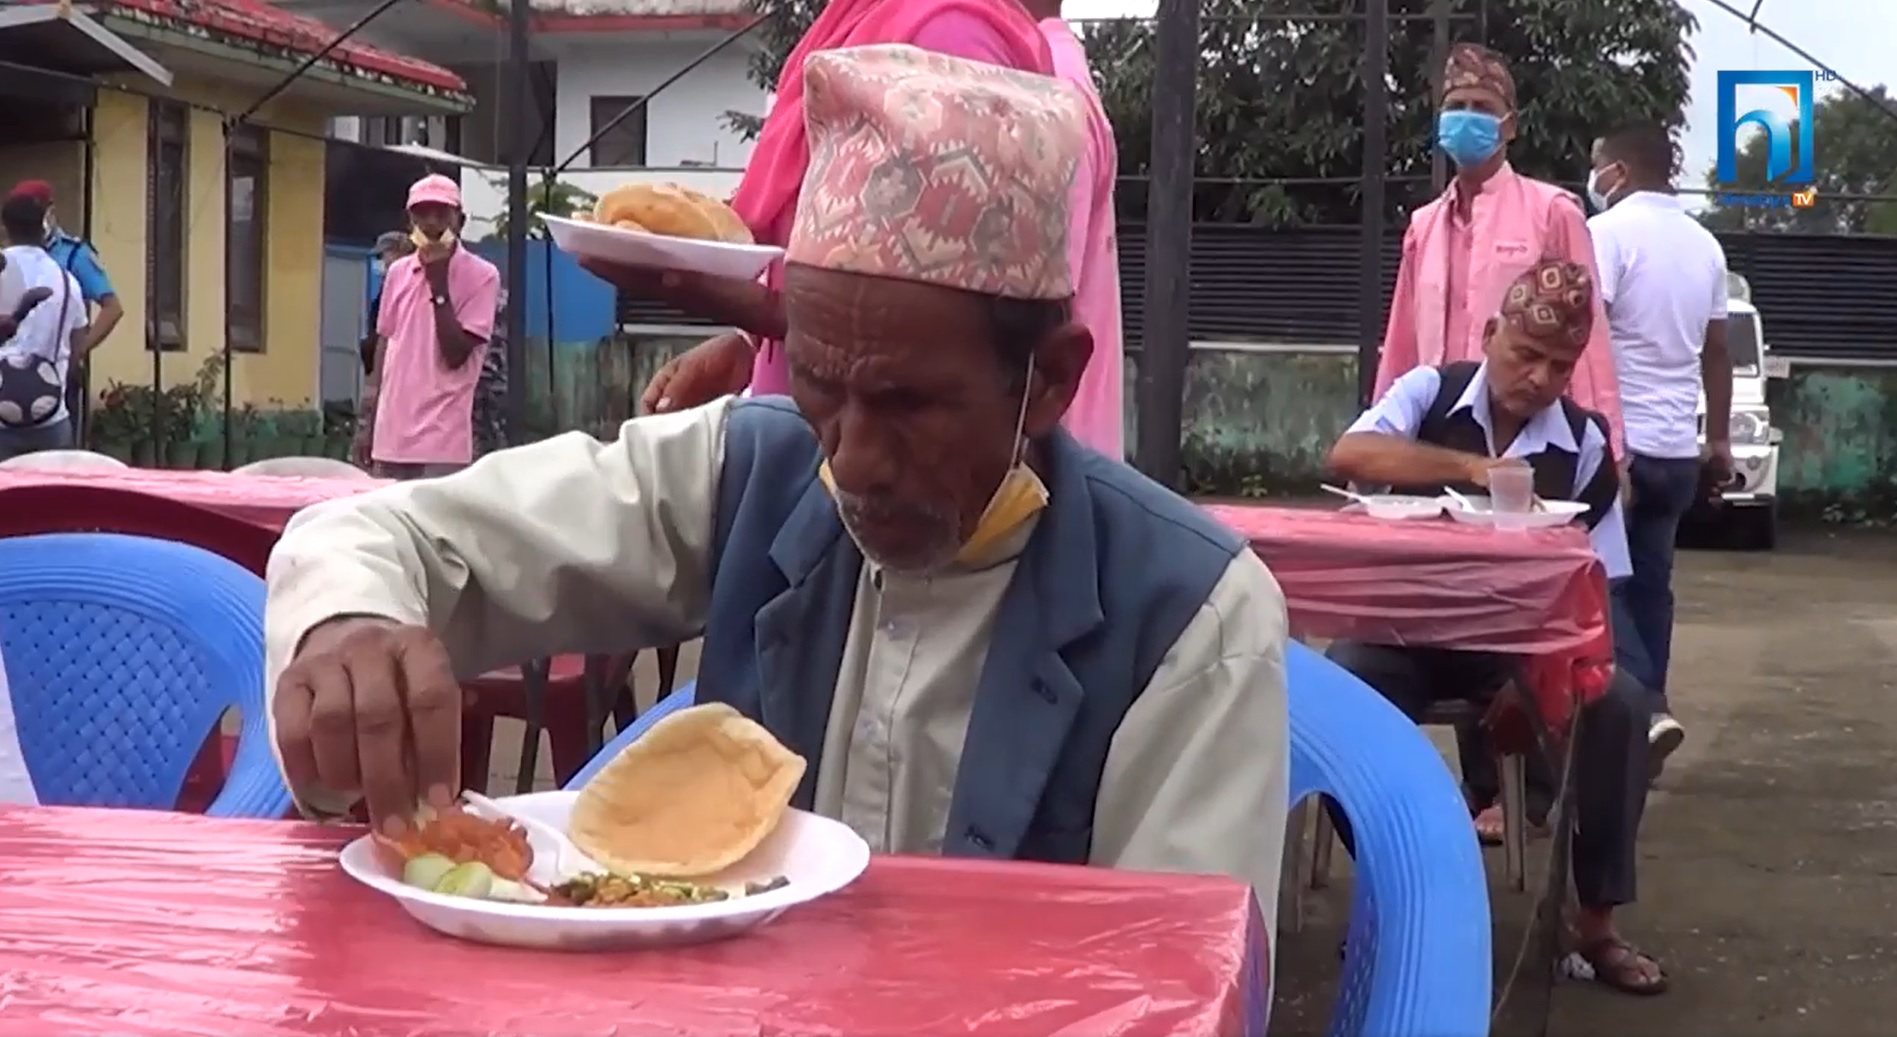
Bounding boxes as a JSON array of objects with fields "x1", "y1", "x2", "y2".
[
  {"x1": 0, "y1": 193, "x2": 87, "y2": 461},
  {"x1": 1586, "y1": 121, "x2": 1733, "y2": 772}
]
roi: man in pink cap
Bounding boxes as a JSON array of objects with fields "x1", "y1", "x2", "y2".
[
  {"x1": 266, "y1": 47, "x2": 1290, "y2": 945},
  {"x1": 356, "y1": 173, "x2": 500, "y2": 478}
]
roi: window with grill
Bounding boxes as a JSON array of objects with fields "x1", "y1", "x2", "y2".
[
  {"x1": 146, "y1": 101, "x2": 187, "y2": 351},
  {"x1": 226, "y1": 123, "x2": 267, "y2": 353},
  {"x1": 588, "y1": 95, "x2": 648, "y2": 167}
]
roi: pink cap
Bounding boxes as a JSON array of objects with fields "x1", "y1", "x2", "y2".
[
  {"x1": 788, "y1": 45, "x2": 1087, "y2": 301},
  {"x1": 405, "y1": 174, "x2": 461, "y2": 211}
]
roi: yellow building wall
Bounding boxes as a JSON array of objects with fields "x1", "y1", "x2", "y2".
[{"x1": 86, "y1": 79, "x2": 328, "y2": 411}]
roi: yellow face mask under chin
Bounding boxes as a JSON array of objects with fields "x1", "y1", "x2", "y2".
[
  {"x1": 819, "y1": 356, "x2": 1048, "y2": 566},
  {"x1": 816, "y1": 460, "x2": 1048, "y2": 566}
]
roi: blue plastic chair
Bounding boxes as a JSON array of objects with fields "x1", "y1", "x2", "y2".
[
  {"x1": 0, "y1": 533, "x2": 291, "y2": 817},
  {"x1": 564, "y1": 680, "x2": 697, "y2": 790},
  {"x1": 1287, "y1": 640, "x2": 1491, "y2": 1036}
]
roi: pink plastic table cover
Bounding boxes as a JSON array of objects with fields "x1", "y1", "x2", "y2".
[
  {"x1": 0, "y1": 806, "x2": 1266, "y2": 1036},
  {"x1": 1205, "y1": 503, "x2": 1614, "y2": 728},
  {"x1": 0, "y1": 467, "x2": 383, "y2": 530}
]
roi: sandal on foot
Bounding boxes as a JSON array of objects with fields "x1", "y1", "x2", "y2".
[
  {"x1": 1568, "y1": 937, "x2": 1670, "y2": 996},
  {"x1": 1474, "y1": 807, "x2": 1506, "y2": 846},
  {"x1": 1472, "y1": 806, "x2": 1551, "y2": 846}
]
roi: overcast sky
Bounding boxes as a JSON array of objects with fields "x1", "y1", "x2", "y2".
[{"x1": 1063, "y1": 0, "x2": 1886, "y2": 192}]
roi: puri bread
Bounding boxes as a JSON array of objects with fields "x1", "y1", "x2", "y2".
[
  {"x1": 568, "y1": 703, "x2": 806, "y2": 878},
  {"x1": 592, "y1": 183, "x2": 754, "y2": 244},
  {"x1": 408, "y1": 227, "x2": 457, "y2": 249}
]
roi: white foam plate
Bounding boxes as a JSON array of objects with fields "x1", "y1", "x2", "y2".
[
  {"x1": 338, "y1": 790, "x2": 870, "y2": 951},
  {"x1": 542, "y1": 214, "x2": 783, "y2": 281},
  {"x1": 1342, "y1": 494, "x2": 1444, "y2": 520},
  {"x1": 1441, "y1": 494, "x2": 1589, "y2": 529}
]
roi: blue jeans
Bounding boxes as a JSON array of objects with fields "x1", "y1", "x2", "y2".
[
  {"x1": 0, "y1": 417, "x2": 73, "y2": 462},
  {"x1": 1611, "y1": 454, "x2": 1702, "y2": 711}
]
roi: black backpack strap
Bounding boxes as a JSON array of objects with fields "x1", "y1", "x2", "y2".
[
  {"x1": 1415, "y1": 361, "x2": 1483, "y2": 446},
  {"x1": 1561, "y1": 399, "x2": 1620, "y2": 530}
]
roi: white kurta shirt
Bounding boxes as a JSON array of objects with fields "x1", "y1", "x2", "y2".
[{"x1": 263, "y1": 398, "x2": 1290, "y2": 924}]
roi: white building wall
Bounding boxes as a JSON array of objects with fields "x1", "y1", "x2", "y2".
[{"x1": 454, "y1": 35, "x2": 764, "y2": 235}]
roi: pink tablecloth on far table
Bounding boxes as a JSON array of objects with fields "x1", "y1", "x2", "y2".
[
  {"x1": 1205, "y1": 503, "x2": 1613, "y2": 730},
  {"x1": 0, "y1": 467, "x2": 384, "y2": 531},
  {"x1": 0, "y1": 805, "x2": 1268, "y2": 1037}
]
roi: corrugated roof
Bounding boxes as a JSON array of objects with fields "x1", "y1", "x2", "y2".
[{"x1": 95, "y1": 0, "x2": 465, "y2": 93}]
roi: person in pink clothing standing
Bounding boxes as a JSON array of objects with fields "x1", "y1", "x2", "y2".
[
  {"x1": 355, "y1": 174, "x2": 501, "y2": 479},
  {"x1": 1375, "y1": 43, "x2": 1623, "y2": 456},
  {"x1": 1033, "y1": 3, "x2": 1124, "y2": 459},
  {"x1": 584, "y1": 0, "x2": 1054, "y2": 412},
  {"x1": 588, "y1": 0, "x2": 1126, "y2": 457}
]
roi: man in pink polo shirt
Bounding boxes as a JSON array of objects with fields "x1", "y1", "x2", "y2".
[{"x1": 355, "y1": 174, "x2": 500, "y2": 479}]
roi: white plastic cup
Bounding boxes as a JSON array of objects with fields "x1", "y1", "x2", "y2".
[{"x1": 1488, "y1": 465, "x2": 1534, "y2": 531}]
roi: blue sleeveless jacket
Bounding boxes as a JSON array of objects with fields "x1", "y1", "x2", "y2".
[{"x1": 695, "y1": 399, "x2": 1244, "y2": 864}]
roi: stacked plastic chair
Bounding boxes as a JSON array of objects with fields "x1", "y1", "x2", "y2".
[
  {"x1": 0, "y1": 533, "x2": 290, "y2": 817},
  {"x1": 564, "y1": 681, "x2": 697, "y2": 790},
  {"x1": 1287, "y1": 639, "x2": 1491, "y2": 1036}
]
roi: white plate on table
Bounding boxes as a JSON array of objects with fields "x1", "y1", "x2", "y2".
[
  {"x1": 542, "y1": 214, "x2": 783, "y2": 281},
  {"x1": 338, "y1": 790, "x2": 870, "y2": 951},
  {"x1": 1341, "y1": 494, "x2": 1444, "y2": 520},
  {"x1": 1441, "y1": 494, "x2": 1589, "y2": 529}
]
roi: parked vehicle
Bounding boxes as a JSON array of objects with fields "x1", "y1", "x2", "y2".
[{"x1": 1692, "y1": 274, "x2": 1781, "y2": 550}]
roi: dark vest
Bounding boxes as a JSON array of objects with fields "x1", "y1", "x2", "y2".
[
  {"x1": 1392, "y1": 362, "x2": 1620, "y2": 530},
  {"x1": 695, "y1": 398, "x2": 1244, "y2": 864}
]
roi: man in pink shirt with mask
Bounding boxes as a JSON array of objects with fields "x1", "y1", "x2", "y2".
[
  {"x1": 356, "y1": 174, "x2": 500, "y2": 479},
  {"x1": 1375, "y1": 43, "x2": 1622, "y2": 457}
]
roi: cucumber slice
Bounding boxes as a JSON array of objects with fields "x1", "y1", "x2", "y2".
[
  {"x1": 401, "y1": 853, "x2": 456, "y2": 891},
  {"x1": 434, "y1": 861, "x2": 496, "y2": 899}
]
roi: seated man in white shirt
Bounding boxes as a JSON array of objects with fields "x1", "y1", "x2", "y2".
[{"x1": 1325, "y1": 259, "x2": 1664, "y2": 996}]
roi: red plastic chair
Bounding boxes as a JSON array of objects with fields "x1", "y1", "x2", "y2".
[{"x1": 464, "y1": 646, "x2": 681, "y2": 793}]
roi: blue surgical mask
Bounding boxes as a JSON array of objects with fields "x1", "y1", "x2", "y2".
[{"x1": 1437, "y1": 110, "x2": 1503, "y2": 169}]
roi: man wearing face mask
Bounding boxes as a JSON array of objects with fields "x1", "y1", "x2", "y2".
[
  {"x1": 361, "y1": 231, "x2": 413, "y2": 377},
  {"x1": 1375, "y1": 43, "x2": 1624, "y2": 459},
  {"x1": 1585, "y1": 122, "x2": 1734, "y2": 769},
  {"x1": 262, "y1": 47, "x2": 1290, "y2": 931}
]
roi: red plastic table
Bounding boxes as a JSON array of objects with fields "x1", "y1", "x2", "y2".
[
  {"x1": 1205, "y1": 503, "x2": 1613, "y2": 729},
  {"x1": 0, "y1": 467, "x2": 385, "y2": 530},
  {"x1": 0, "y1": 805, "x2": 1267, "y2": 1036}
]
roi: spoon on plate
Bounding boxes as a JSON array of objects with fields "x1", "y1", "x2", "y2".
[
  {"x1": 461, "y1": 790, "x2": 604, "y2": 879},
  {"x1": 1441, "y1": 486, "x2": 1476, "y2": 512},
  {"x1": 1320, "y1": 484, "x2": 1370, "y2": 506}
]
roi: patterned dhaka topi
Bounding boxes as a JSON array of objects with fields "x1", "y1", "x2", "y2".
[
  {"x1": 787, "y1": 44, "x2": 1089, "y2": 301},
  {"x1": 1499, "y1": 258, "x2": 1594, "y2": 348},
  {"x1": 1443, "y1": 41, "x2": 1516, "y2": 109}
]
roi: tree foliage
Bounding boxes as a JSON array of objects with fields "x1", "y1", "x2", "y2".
[
  {"x1": 1697, "y1": 85, "x2": 1897, "y2": 235},
  {"x1": 723, "y1": 0, "x2": 825, "y2": 141},
  {"x1": 1083, "y1": 0, "x2": 1694, "y2": 224},
  {"x1": 726, "y1": 0, "x2": 1695, "y2": 225}
]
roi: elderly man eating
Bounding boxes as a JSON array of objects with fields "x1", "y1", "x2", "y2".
[
  {"x1": 1326, "y1": 259, "x2": 1665, "y2": 995},
  {"x1": 265, "y1": 46, "x2": 1289, "y2": 914}
]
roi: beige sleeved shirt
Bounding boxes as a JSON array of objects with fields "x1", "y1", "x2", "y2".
[{"x1": 266, "y1": 398, "x2": 1289, "y2": 921}]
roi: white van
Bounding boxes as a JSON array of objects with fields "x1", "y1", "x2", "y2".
[{"x1": 1695, "y1": 274, "x2": 1780, "y2": 549}]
